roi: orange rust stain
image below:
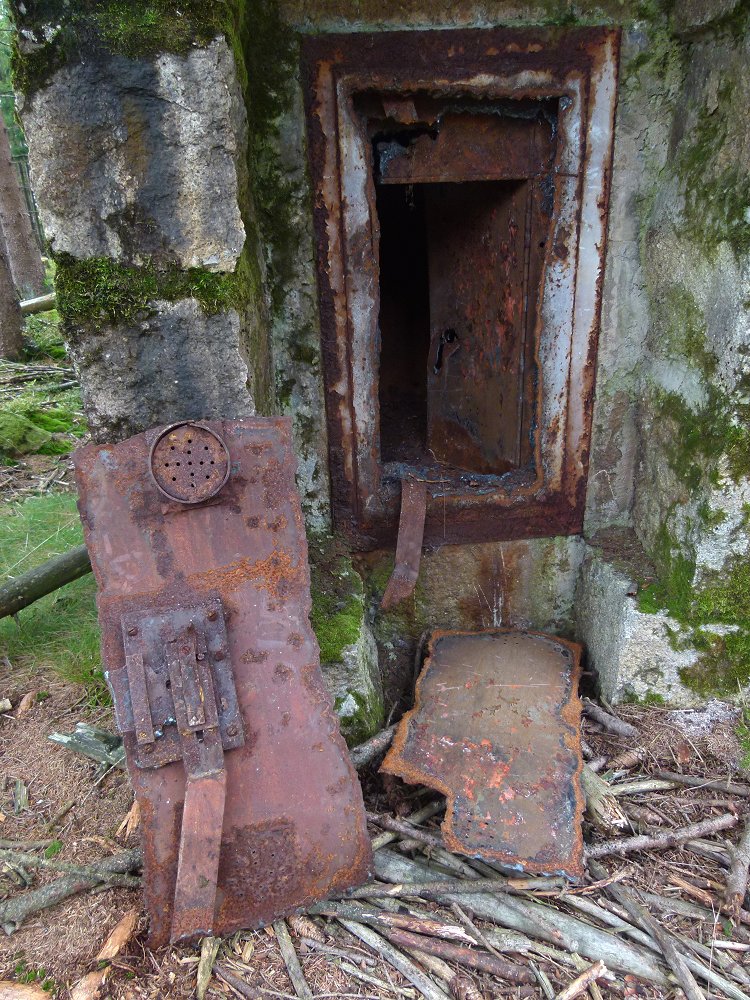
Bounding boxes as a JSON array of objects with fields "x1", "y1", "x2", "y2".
[{"x1": 188, "y1": 549, "x2": 301, "y2": 600}]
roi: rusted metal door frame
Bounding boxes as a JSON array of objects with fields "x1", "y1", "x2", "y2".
[{"x1": 301, "y1": 27, "x2": 620, "y2": 549}]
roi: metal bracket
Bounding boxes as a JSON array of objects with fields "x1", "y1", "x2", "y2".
[{"x1": 109, "y1": 599, "x2": 244, "y2": 942}]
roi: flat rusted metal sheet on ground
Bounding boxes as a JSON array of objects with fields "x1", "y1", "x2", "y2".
[
  {"x1": 382, "y1": 629, "x2": 584, "y2": 877},
  {"x1": 74, "y1": 418, "x2": 371, "y2": 945}
]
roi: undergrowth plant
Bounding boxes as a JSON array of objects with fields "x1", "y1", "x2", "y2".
[{"x1": 0, "y1": 493, "x2": 105, "y2": 700}]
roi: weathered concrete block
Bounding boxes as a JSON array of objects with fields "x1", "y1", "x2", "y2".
[
  {"x1": 323, "y1": 621, "x2": 384, "y2": 747},
  {"x1": 575, "y1": 548, "x2": 699, "y2": 706},
  {"x1": 21, "y1": 38, "x2": 246, "y2": 271},
  {"x1": 67, "y1": 299, "x2": 253, "y2": 442}
]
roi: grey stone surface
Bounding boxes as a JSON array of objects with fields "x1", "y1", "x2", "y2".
[
  {"x1": 67, "y1": 299, "x2": 253, "y2": 442},
  {"x1": 322, "y1": 620, "x2": 384, "y2": 746},
  {"x1": 575, "y1": 549, "x2": 700, "y2": 706},
  {"x1": 21, "y1": 38, "x2": 246, "y2": 271}
]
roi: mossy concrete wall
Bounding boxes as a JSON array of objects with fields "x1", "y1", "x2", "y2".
[{"x1": 13, "y1": 0, "x2": 750, "y2": 705}]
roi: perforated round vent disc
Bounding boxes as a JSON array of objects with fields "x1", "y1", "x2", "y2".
[{"x1": 149, "y1": 422, "x2": 230, "y2": 503}]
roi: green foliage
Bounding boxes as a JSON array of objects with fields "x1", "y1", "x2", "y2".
[
  {"x1": 0, "y1": 493, "x2": 105, "y2": 698},
  {"x1": 13, "y1": 961, "x2": 55, "y2": 991},
  {"x1": 637, "y1": 520, "x2": 696, "y2": 618},
  {"x1": 0, "y1": 386, "x2": 87, "y2": 459},
  {"x1": 43, "y1": 838, "x2": 62, "y2": 857},
  {"x1": 23, "y1": 311, "x2": 67, "y2": 360},
  {"x1": 55, "y1": 255, "x2": 240, "y2": 324}
]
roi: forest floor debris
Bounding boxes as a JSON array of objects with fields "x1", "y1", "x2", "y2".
[{"x1": 0, "y1": 689, "x2": 748, "y2": 998}]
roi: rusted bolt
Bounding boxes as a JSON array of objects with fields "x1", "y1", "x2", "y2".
[
  {"x1": 196, "y1": 652, "x2": 205, "y2": 661},
  {"x1": 127, "y1": 626, "x2": 138, "y2": 636},
  {"x1": 227, "y1": 724, "x2": 238, "y2": 737},
  {"x1": 142, "y1": 744, "x2": 154, "y2": 755},
  {"x1": 207, "y1": 610, "x2": 218, "y2": 621},
  {"x1": 214, "y1": 650, "x2": 225, "y2": 661}
]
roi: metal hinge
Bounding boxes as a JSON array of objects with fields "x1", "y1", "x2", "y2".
[{"x1": 108, "y1": 599, "x2": 244, "y2": 942}]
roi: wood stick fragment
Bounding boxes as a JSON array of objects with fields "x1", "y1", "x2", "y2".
[
  {"x1": 338, "y1": 917, "x2": 452, "y2": 1000},
  {"x1": 0, "y1": 847, "x2": 142, "y2": 934},
  {"x1": 371, "y1": 800, "x2": 444, "y2": 852},
  {"x1": 0, "y1": 848, "x2": 140, "y2": 885},
  {"x1": 313, "y1": 899, "x2": 475, "y2": 944},
  {"x1": 555, "y1": 960, "x2": 610, "y2": 1000},
  {"x1": 341, "y1": 876, "x2": 512, "y2": 900},
  {"x1": 377, "y1": 925, "x2": 536, "y2": 984},
  {"x1": 215, "y1": 963, "x2": 258, "y2": 999},
  {"x1": 581, "y1": 765, "x2": 628, "y2": 834},
  {"x1": 373, "y1": 849, "x2": 668, "y2": 986},
  {"x1": 350, "y1": 725, "x2": 396, "y2": 770},
  {"x1": 586, "y1": 812, "x2": 738, "y2": 859},
  {"x1": 368, "y1": 811, "x2": 444, "y2": 850},
  {"x1": 582, "y1": 699, "x2": 638, "y2": 738},
  {"x1": 589, "y1": 859, "x2": 705, "y2": 1000},
  {"x1": 273, "y1": 919, "x2": 313, "y2": 1000},
  {"x1": 654, "y1": 770, "x2": 750, "y2": 798},
  {"x1": 724, "y1": 812, "x2": 750, "y2": 925}
]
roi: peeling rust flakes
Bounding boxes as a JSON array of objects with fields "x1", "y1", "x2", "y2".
[{"x1": 382, "y1": 629, "x2": 585, "y2": 878}]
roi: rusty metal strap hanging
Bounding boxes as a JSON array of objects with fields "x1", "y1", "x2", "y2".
[
  {"x1": 110, "y1": 600, "x2": 242, "y2": 941},
  {"x1": 381, "y1": 478, "x2": 427, "y2": 610}
]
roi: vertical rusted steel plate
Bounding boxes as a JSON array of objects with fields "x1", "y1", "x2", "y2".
[
  {"x1": 382, "y1": 629, "x2": 584, "y2": 878},
  {"x1": 74, "y1": 418, "x2": 371, "y2": 946},
  {"x1": 425, "y1": 181, "x2": 533, "y2": 474},
  {"x1": 380, "y1": 478, "x2": 427, "y2": 610}
]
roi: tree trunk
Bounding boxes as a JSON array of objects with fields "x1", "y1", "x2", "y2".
[
  {"x1": 0, "y1": 116, "x2": 44, "y2": 301},
  {"x1": 0, "y1": 228, "x2": 22, "y2": 358}
]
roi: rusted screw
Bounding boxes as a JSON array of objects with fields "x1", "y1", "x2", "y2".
[
  {"x1": 196, "y1": 652, "x2": 205, "y2": 661},
  {"x1": 127, "y1": 626, "x2": 138, "y2": 636},
  {"x1": 227, "y1": 724, "x2": 238, "y2": 737},
  {"x1": 207, "y1": 610, "x2": 218, "y2": 622}
]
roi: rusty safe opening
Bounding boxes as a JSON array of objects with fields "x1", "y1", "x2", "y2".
[
  {"x1": 302, "y1": 29, "x2": 619, "y2": 548},
  {"x1": 373, "y1": 99, "x2": 557, "y2": 480}
]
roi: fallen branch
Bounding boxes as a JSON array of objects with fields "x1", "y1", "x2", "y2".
[
  {"x1": 214, "y1": 963, "x2": 257, "y2": 999},
  {"x1": 724, "y1": 813, "x2": 750, "y2": 926},
  {"x1": 582, "y1": 699, "x2": 638, "y2": 738},
  {"x1": 378, "y1": 924, "x2": 535, "y2": 985},
  {"x1": 342, "y1": 877, "x2": 513, "y2": 901},
  {"x1": 586, "y1": 812, "x2": 738, "y2": 859},
  {"x1": 20, "y1": 292, "x2": 56, "y2": 315},
  {"x1": 368, "y1": 811, "x2": 445, "y2": 850},
  {"x1": 0, "y1": 544, "x2": 91, "y2": 620},
  {"x1": 48, "y1": 723, "x2": 126, "y2": 770},
  {"x1": 0, "y1": 847, "x2": 142, "y2": 934},
  {"x1": 589, "y1": 859, "x2": 705, "y2": 1000},
  {"x1": 581, "y1": 765, "x2": 628, "y2": 834},
  {"x1": 654, "y1": 770, "x2": 750, "y2": 798},
  {"x1": 338, "y1": 917, "x2": 452, "y2": 1000},
  {"x1": 350, "y1": 725, "x2": 396, "y2": 770},
  {"x1": 555, "y1": 960, "x2": 610, "y2": 1000},
  {"x1": 273, "y1": 919, "x2": 312, "y2": 1000},
  {"x1": 313, "y1": 899, "x2": 475, "y2": 943},
  {"x1": 373, "y1": 849, "x2": 668, "y2": 986},
  {"x1": 370, "y1": 799, "x2": 444, "y2": 852},
  {"x1": 0, "y1": 848, "x2": 139, "y2": 886}
]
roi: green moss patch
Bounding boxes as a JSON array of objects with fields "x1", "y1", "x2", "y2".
[
  {"x1": 308, "y1": 532, "x2": 365, "y2": 664},
  {"x1": 55, "y1": 255, "x2": 240, "y2": 325},
  {"x1": 12, "y1": 0, "x2": 244, "y2": 94},
  {"x1": 0, "y1": 493, "x2": 104, "y2": 698}
]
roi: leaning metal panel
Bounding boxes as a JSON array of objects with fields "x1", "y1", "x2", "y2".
[
  {"x1": 75, "y1": 418, "x2": 371, "y2": 946},
  {"x1": 382, "y1": 629, "x2": 584, "y2": 878}
]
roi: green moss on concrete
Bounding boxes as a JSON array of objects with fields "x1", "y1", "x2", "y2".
[
  {"x1": 55, "y1": 255, "x2": 240, "y2": 324},
  {"x1": 0, "y1": 411, "x2": 54, "y2": 456},
  {"x1": 638, "y1": 519, "x2": 750, "y2": 697},
  {"x1": 334, "y1": 689, "x2": 384, "y2": 747},
  {"x1": 675, "y1": 78, "x2": 750, "y2": 260},
  {"x1": 11, "y1": 0, "x2": 244, "y2": 94},
  {"x1": 308, "y1": 532, "x2": 366, "y2": 663}
]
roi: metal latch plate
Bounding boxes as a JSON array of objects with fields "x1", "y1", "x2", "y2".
[{"x1": 110, "y1": 599, "x2": 244, "y2": 769}]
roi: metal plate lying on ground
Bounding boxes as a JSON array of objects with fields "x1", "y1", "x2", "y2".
[
  {"x1": 382, "y1": 629, "x2": 584, "y2": 877},
  {"x1": 75, "y1": 418, "x2": 371, "y2": 945}
]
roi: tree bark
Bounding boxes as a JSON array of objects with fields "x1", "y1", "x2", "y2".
[
  {"x1": 0, "y1": 544, "x2": 92, "y2": 619},
  {"x1": 0, "y1": 227, "x2": 22, "y2": 358},
  {"x1": 0, "y1": 116, "x2": 44, "y2": 301}
]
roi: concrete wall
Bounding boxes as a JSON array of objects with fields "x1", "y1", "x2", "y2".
[{"x1": 12, "y1": 0, "x2": 750, "y2": 707}]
